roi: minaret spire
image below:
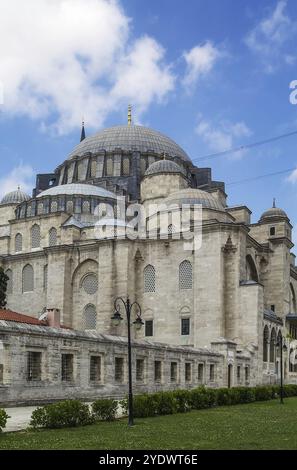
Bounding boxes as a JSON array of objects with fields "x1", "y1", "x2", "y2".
[
  {"x1": 128, "y1": 105, "x2": 132, "y2": 126},
  {"x1": 80, "y1": 118, "x2": 86, "y2": 142},
  {"x1": 273, "y1": 198, "x2": 276, "y2": 208}
]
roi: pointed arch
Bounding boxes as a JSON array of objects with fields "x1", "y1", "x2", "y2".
[
  {"x1": 144, "y1": 265, "x2": 156, "y2": 293},
  {"x1": 263, "y1": 325, "x2": 269, "y2": 362},
  {"x1": 48, "y1": 227, "x2": 57, "y2": 247},
  {"x1": 179, "y1": 260, "x2": 193, "y2": 290},
  {"x1": 22, "y1": 264, "x2": 34, "y2": 292},
  {"x1": 270, "y1": 328, "x2": 276, "y2": 363},
  {"x1": 31, "y1": 224, "x2": 40, "y2": 248}
]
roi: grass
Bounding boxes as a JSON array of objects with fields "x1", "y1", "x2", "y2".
[{"x1": 1, "y1": 398, "x2": 297, "y2": 450}]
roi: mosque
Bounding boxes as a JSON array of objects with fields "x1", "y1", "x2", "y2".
[{"x1": 0, "y1": 109, "x2": 296, "y2": 404}]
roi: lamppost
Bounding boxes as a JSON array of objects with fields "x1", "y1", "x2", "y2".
[
  {"x1": 111, "y1": 297, "x2": 143, "y2": 426},
  {"x1": 276, "y1": 335, "x2": 288, "y2": 404}
]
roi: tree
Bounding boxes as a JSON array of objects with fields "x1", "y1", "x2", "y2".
[{"x1": 0, "y1": 267, "x2": 9, "y2": 309}]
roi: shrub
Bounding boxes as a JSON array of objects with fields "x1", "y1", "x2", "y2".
[
  {"x1": 154, "y1": 391, "x2": 177, "y2": 415},
  {"x1": 92, "y1": 399, "x2": 118, "y2": 421},
  {"x1": 190, "y1": 387, "x2": 213, "y2": 410},
  {"x1": 283, "y1": 384, "x2": 297, "y2": 397},
  {"x1": 231, "y1": 387, "x2": 256, "y2": 404},
  {"x1": 216, "y1": 388, "x2": 236, "y2": 406},
  {"x1": 172, "y1": 390, "x2": 191, "y2": 413},
  {"x1": 0, "y1": 409, "x2": 9, "y2": 432},
  {"x1": 253, "y1": 386, "x2": 274, "y2": 401},
  {"x1": 30, "y1": 400, "x2": 94, "y2": 429}
]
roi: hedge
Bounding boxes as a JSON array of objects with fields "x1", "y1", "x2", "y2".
[
  {"x1": 0, "y1": 409, "x2": 9, "y2": 432},
  {"x1": 28, "y1": 384, "x2": 297, "y2": 429},
  {"x1": 121, "y1": 384, "x2": 297, "y2": 419}
]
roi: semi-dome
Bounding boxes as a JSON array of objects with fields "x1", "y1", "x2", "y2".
[
  {"x1": 68, "y1": 125, "x2": 190, "y2": 162},
  {"x1": 145, "y1": 159, "x2": 186, "y2": 177},
  {"x1": 164, "y1": 188, "x2": 224, "y2": 211},
  {"x1": 0, "y1": 188, "x2": 30, "y2": 206},
  {"x1": 37, "y1": 183, "x2": 117, "y2": 200},
  {"x1": 260, "y1": 201, "x2": 288, "y2": 222}
]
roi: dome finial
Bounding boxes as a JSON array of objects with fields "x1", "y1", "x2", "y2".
[
  {"x1": 163, "y1": 152, "x2": 167, "y2": 160},
  {"x1": 128, "y1": 104, "x2": 132, "y2": 126},
  {"x1": 273, "y1": 198, "x2": 276, "y2": 208},
  {"x1": 17, "y1": 185, "x2": 20, "y2": 191},
  {"x1": 80, "y1": 117, "x2": 86, "y2": 142}
]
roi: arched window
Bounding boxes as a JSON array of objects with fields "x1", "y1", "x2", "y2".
[
  {"x1": 144, "y1": 265, "x2": 156, "y2": 293},
  {"x1": 179, "y1": 260, "x2": 193, "y2": 290},
  {"x1": 6, "y1": 269, "x2": 13, "y2": 295},
  {"x1": 51, "y1": 201, "x2": 58, "y2": 212},
  {"x1": 270, "y1": 328, "x2": 276, "y2": 363},
  {"x1": 246, "y1": 255, "x2": 258, "y2": 282},
  {"x1": 106, "y1": 157, "x2": 113, "y2": 176},
  {"x1": 15, "y1": 233, "x2": 23, "y2": 252},
  {"x1": 66, "y1": 200, "x2": 73, "y2": 212},
  {"x1": 82, "y1": 200, "x2": 90, "y2": 213},
  {"x1": 22, "y1": 264, "x2": 34, "y2": 293},
  {"x1": 83, "y1": 304, "x2": 97, "y2": 330},
  {"x1": 81, "y1": 274, "x2": 98, "y2": 295},
  {"x1": 276, "y1": 330, "x2": 282, "y2": 357},
  {"x1": 263, "y1": 326, "x2": 269, "y2": 362},
  {"x1": 48, "y1": 227, "x2": 57, "y2": 247},
  {"x1": 31, "y1": 224, "x2": 40, "y2": 249},
  {"x1": 122, "y1": 157, "x2": 130, "y2": 176}
]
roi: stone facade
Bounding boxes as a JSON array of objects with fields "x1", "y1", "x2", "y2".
[{"x1": 0, "y1": 123, "x2": 297, "y2": 405}]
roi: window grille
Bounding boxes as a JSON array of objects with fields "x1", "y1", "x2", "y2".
[
  {"x1": 66, "y1": 200, "x2": 73, "y2": 212},
  {"x1": 154, "y1": 361, "x2": 162, "y2": 382},
  {"x1": 49, "y1": 227, "x2": 57, "y2": 247},
  {"x1": 185, "y1": 362, "x2": 191, "y2": 382},
  {"x1": 122, "y1": 157, "x2": 130, "y2": 175},
  {"x1": 61, "y1": 354, "x2": 74, "y2": 382},
  {"x1": 198, "y1": 363, "x2": 204, "y2": 382},
  {"x1": 140, "y1": 158, "x2": 146, "y2": 175},
  {"x1": 106, "y1": 157, "x2": 113, "y2": 176},
  {"x1": 31, "y1": 224, "x2": 40, "y2": 248},
  {"x1": 91, "y1": 159, "x2": 97, "y2": 177},
  {"x1": 170, "y1": 362, "x2": 178, "y2": 382},
  {"x1": 51, "y1": 201, "x2": 58, "y2": 212},
  {"x1": 82, "y1": 200, "x2": 90, "y2": 213},
  {"x1": 6, "y1": 269, "x2": 13, "y2": 294},
  {"x1": 22, "y1": 265, "x2": 34, "y2": 292},
  {"x1": 136, "y1": 359, "x2": 144, "y2": 382},
  {"x1": 90, "y1": 356, "x2": 101, "y2": 383},
  {"x1": 168, "y1": 224, "x2": 175, "y2": 234},
  {"x1": 15, "y1": 233, "x2": 22, "y2": 252},
  {"x1": 82, "y1": 274, "x2": 98, "y2": 295},
  {"x1": 27, "y1": 205, "x2": 32, "y2": 217},
  {"x1": 83, "y1": 304, "x2": 97, "y2": 330},
  {"x1": 115, "y1": 357, "x2": 124, "y2": 382},
  {"x1": 144, "y1": 265, "x2": 156, "y2": 293},
  {"x1": 181, "y1": 318, "x2": 190, "y2": 336},
  {"x1": 179, "y1": 260, "x2": 193, "y2": 290},
  {"x1": 43, "y1": 265, "x2": 48, "y2": 291},
  {"x1": 27, "y1": 351, "x2": 42, "y2": 381},
  {"x1": 37, "y1": 203, "x2": 43, "y2": 215}
]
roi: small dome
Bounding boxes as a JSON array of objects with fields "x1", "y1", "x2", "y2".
[
  {"x1": 145, "y1": 159, "x2": 186, "y2": 177},
  {"x1": 260, "y1": 202, "x2": 288, "y2": 222},
  {"x1": 164, "y1": 188, "x2": 224, "y2": 211},
  {"x1": 37, "y1": 183, "x2": 117, "y2": 199},
  {"x1": 0, "y1": 188, "x2": 30, "y2": 205}
]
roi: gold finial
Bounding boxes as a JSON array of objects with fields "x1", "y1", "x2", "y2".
[{"x1": 128, "y1": 104, "x2": 132, "y2": 126}]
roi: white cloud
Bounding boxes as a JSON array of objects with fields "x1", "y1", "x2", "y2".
[
  {"x1": 182, "y1": 41, "x2": 222, "y2": 88},
  {"x1": 0, "y1": 0, "x2": 175, "y2": 134},
  {"x1": 288, "y1": 168, "x2": 297, "y2": 183},
  {"x1": 245, "y1": 0, "x2": 297, "y2": 72},
  {"x1": 195, "y1": 116, "x2": 252, "y2": 158},
  {"x1": 0, "y1": 164, "x2": 34, "y2": 199}
]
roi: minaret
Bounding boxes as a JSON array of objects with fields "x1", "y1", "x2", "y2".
[
  {"x1": 128, "y1": 105, "x2": 132, "y2": 126},
  {"x1": 80, "y1": 119, "x2": 86, "y2": 142}
]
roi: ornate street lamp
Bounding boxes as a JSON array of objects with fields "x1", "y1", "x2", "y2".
[
  {"x1": 111, "y1": 297, "x2": 143, "y2": 426},
  {"x1": 276, "y1": 335, "x2": 288, "y2": 404}
]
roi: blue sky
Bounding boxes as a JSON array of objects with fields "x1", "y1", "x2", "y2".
[{"x1": 0, "y1": 0, "x2": 297, "y2": 234}]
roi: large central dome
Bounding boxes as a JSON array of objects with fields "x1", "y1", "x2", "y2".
[{"x1": 68, "y1": 125, "x2": 190, "y2": 162}]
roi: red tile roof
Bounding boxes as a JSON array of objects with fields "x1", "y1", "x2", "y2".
[{"x1": 0, "y1": 309, "x2": 47, "y2": 326}]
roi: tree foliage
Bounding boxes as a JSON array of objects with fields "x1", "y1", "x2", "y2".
[{"x1": 0, "y1": 267, "x2": 8, "y2": 309}]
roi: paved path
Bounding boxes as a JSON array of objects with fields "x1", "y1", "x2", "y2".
[{"x1": 3, "y1": 406, "x2": 37, "y2": 433}]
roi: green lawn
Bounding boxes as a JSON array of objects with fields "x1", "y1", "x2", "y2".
[{"x1": 1, "y1": 398, "x2": 297, "y2": 450}]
